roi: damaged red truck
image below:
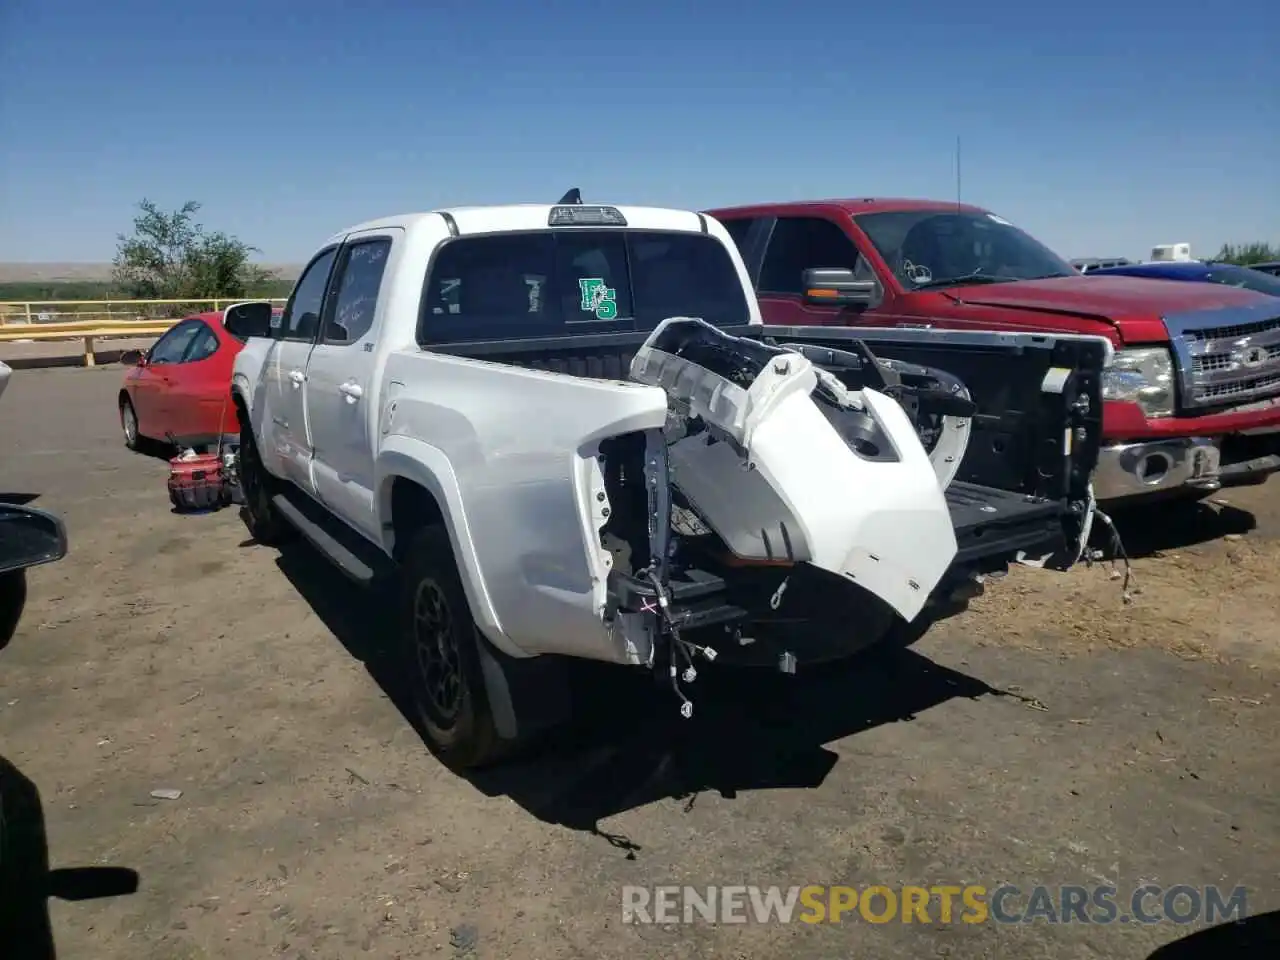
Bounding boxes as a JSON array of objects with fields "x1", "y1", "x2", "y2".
[{"x1": 706, "y1": 199, "x2": 1280, "y2": 504}]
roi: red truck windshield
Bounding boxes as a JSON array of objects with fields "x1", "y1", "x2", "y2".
[{"x1": 853, "y1": 210, "x2": 1077, "y2": 291}]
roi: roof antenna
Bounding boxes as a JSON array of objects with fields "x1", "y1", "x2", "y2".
[
  {"x1": 954, "y1": 136, "x2": 962, "y2": 211},
  {"x1": 558, "y1": 187, "x2": 582, "y2": 205}
]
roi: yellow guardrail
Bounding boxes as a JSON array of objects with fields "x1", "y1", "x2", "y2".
[
  {"x1": 0, "y1": 320, "x2": 175, "y2": 338},
  {"x1": 0, "y1": 299, "x2": 287, "y2": 366},
  {"x1": 0, "y1": 298, "x2": 287, "y2": 325},
  {"x1": 0, "y1": 319, "x2": 180, "y2": 367}
]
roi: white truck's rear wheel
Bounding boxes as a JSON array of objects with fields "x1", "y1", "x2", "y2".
[{"x1": 399, "y1": 526, "x2": 505, "y2": 769}]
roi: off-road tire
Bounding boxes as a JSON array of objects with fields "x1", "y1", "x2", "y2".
[
  {"x1": 119, "y1": 396, "x2": 141, "y2": 451},
  {"x1": 398, "y1": 526, "x2": 505, "y2": 770},
  {"x1": 237, "y1": 422, "x2": 292, "y2": 546}
]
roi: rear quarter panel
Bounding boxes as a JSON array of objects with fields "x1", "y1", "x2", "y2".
[{"x1": 376, "y1": 347, "x2": 669, "y2": 661}]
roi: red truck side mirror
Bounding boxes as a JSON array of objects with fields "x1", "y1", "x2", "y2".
[{"x1": 802, "y1": 267, "x2": 877, "y2": 307}]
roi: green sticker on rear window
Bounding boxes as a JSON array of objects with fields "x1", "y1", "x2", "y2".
[{"x1": 578, "y1": 277, "x2": 617, "y2": 320}]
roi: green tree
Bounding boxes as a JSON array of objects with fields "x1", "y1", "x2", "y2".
[
  {"x1": 1213, "y1": 241, "x2": 1280, "y2": 266},
  {"x1": 111, "y1": 199, "x2": 275, "y2": 303}
]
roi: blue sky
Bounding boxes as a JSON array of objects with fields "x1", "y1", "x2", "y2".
[{"x1": 1, "y1": 0, "x2": 1277, "y2": 264}]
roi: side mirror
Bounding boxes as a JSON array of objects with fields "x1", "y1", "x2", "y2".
[
  {"x1": 801, "y1": 268, "x2": 877, "y2": 308},
  {"x1": 0, "y1": 503, "x2": 68, "y2": 576},
  {"x1": 119, "y1": 349, "x2": 146, "y2": 366},
  {"x1": 223, "y1": 301, "x2": 278, "y2": 340}
]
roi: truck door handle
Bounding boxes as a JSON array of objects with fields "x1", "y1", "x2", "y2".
[
  {"x1": 289, "y1": 369, "x2": 305, "y2": 387},
  {"x1": 339, "y1": 382, "x2": 363, "y2": 402}
]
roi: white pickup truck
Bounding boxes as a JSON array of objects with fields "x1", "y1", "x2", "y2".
[{"x1": 228, "y1": 197, "x2": 1109, "y2": 768}]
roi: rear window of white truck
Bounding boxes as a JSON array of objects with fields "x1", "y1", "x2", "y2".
[{"x1": 417, "y1": 229, "x2": 750, "y2": 344}]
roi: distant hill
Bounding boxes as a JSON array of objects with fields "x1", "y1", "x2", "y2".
[{"x1": 0, "y1": 262, "x2": 303, "y2": 284}]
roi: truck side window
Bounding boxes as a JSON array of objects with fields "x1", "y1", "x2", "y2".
[
  {"x1": 324, "y1": 238, "x2": 392, "y2": 345},
  {"x1": 758, "y1": 217, "x2": 862, "y2": 295},
  {"x1": 282, "y1": 247, "x2": 338, "y2": 342}
]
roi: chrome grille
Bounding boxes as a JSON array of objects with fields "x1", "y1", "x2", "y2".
[{"x1": 1163, "y1": 304, "x2": 1280, "y2": 411}]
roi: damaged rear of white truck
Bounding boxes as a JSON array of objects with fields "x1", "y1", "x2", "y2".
[{"x1": 228, "y1": 198, "x2": 1109, "y2": 768}]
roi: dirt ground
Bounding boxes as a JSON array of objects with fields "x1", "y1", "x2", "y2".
[{"x1": 1, "y1": 365, "x2": 1277, "y2": 960}]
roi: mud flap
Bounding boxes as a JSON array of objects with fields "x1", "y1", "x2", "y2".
[
  {"x1": 631, "y1": 318, "x2": 958, "y2": 623},
  {"x1": 475, "y1": 636, "x2": 572, "y2": 742}
]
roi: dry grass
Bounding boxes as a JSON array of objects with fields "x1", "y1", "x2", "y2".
[{"x1": 953, "y1": 501, "x2": 1280, "y2": 666}]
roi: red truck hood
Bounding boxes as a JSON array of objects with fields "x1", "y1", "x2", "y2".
[{"x1": 951, "y1": 275, "x2": 1268, "y2": 326}]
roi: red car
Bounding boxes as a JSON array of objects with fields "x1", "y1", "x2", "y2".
[{"x1": 117, "y1": 308, "x2": 280, "y2": 451}]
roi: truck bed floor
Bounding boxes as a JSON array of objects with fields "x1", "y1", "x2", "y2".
[{"x1": 946, "y1": 481, "x2": 1065, "y2": 566}]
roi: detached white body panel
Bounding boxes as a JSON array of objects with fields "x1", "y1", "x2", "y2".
[{"x1": 631, "y1": 319, "x2": 957, "y2": 623}]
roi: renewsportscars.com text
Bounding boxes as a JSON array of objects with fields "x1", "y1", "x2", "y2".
[{"x1": 621, "y1": 884, "x2": 1248, "y2": 925}]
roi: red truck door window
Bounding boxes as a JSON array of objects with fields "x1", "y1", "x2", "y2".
[
  {"x1": 759, "y1": 218, "x2": 864, "y2": 295},
  {"x1": 756, "y1": 217, "x2": 875, "y2": 324}
]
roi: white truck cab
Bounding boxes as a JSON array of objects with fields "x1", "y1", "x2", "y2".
[{"x1": 229, "y1": 195, "x2": 1107, "y2": 768}]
